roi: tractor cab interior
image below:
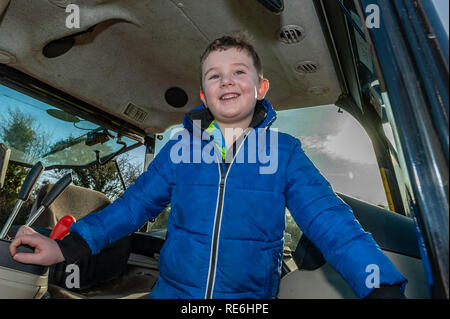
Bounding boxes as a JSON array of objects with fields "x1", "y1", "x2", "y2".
[{"x1": 1, "y1": 0, "x2": 447, "y2": 299}]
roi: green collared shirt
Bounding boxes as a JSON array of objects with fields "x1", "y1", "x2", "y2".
[
  {"x1": 206, "y1": 120, "x2": 227, "y2": 160},
  {"x1": 187, "y1": 102, "x2": 268, "y2": 160}
]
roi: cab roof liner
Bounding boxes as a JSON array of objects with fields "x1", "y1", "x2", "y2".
[{"x1": 0, "y1": 0, "x2": 341, "y2": 133}]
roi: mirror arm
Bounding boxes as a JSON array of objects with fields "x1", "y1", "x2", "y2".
[{"x1": 95, "y1": 135, "x2": 127, "y2": 166}]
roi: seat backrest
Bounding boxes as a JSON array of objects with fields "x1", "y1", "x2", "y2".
[
  {"x1": 292, "y1": 192, "x2": 420, "y2": 270},
  {"x1": 293, "y1": 233, "x2": 326, "y2": 270},
  {"x1": 30, "y1": 184, "x2": 111, "y2": 229}
]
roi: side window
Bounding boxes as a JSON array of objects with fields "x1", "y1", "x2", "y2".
[
  {"x1": 147, "y1": 205, "x2": 171, "y2": 232},
  {"x1": 147, "y1": 125, "x2": 182, "y2": 232},
  {"x1": 380, "y1": 93, "x2": 415, "y2": 218},
  {"x1": 275, "y1": 105, "x2": 389, "y2": 251}
]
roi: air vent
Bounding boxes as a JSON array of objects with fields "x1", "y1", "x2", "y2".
[
  {"x1": 307, "y1": 86, "x2": 330, "y2": 95},
  {"x1": 295, "y1": 61, "x2": 320, "y2": 74},
  {"x1": 279, "y1": 25, "x2": 305, "y2": 44},
  {"x1": 124, "y1": 103, "x2": 148, "y2": 123},
  {"x1": 43, "y1": 37, "x2": 75, "y2": 58},
  {"x1": 0, "y1": 50, "x2": 16, "y2": 64},
  {"x1": 165, "y1": 87, "x2": 188, "y2": 108}
]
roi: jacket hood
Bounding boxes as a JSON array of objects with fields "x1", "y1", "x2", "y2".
[{"x1": 182, "y1": 98, "x2": 277, "y2": 132}]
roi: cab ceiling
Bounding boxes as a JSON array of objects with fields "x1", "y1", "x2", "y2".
[{"x1": 0, "y1": 0, "x2": 341, "y2": 133}]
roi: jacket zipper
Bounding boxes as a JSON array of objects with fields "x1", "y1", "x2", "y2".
[
  {"x1": 204, "y1": 128, "x2": 251, "y2": 299},
  {"x1": 205, "y1": 164, "x2": 226, "y2": 299},
  {"x1": 204, "y1": 115, "x2": 277, "y2": 299}
]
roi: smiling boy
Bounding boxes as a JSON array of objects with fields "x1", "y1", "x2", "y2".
[
  {"x1": 200, "y1": 43, "x2": 269, "y2": 141},
  {"x1": 10, "y1": 32, "x2": 407, "y2": 299}
]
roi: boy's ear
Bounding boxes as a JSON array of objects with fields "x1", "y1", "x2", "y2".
[
  {"x1": 257, "y1": 78, "x2": 269, "y2": 100},
  {"x1": 200, "y1": 91, "x2": 207, "y2": 106}
]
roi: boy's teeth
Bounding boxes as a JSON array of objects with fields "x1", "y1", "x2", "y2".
[{"x1": 221, "y1": 94, "x2": 239, "y2": 100}]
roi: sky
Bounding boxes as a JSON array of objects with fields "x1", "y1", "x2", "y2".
[
  {"x1": 272, "y1": 106, "x2": 388, "y2": 206},
  {"x1": 432, "y1": 0, "x2": 449, "y2": 35}
]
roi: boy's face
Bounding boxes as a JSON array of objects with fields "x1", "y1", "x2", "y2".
[{"x1": 200, "y1": 48, "x2": 269, "y2": 127}]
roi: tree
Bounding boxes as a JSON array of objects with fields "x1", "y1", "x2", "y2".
[
  {"x1": 0, "y1": 164, "x2": 28, "y2": 207},
  {"x1": 0, "y1": 164, "x2": 31, "y2": 227},
  {"x1": 0, "y1": 108, "x2": 51, "y2": 162},
  {"x1": 148, "y1": 205, "x2": 171, "y2": 231},
  {"x1": 0, "y1": 108, "x2": 51, "y2": 228}
]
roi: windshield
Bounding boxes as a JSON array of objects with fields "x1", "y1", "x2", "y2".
[{"x1": 0, "y1": 84, "x2": 140, "y2": 168}]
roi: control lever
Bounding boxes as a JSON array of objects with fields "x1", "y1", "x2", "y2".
[
  {"x1": 25, "y1": 173, "x2": 72, "y2": 227},
  {"x1": 0, "y1": 162, "x2": 45, "y2": 239},
  {"x1": 49, "y1": 215, "x2": 76, "y2": 240}
]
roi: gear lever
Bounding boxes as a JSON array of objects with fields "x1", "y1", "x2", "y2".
[
  {"x1": 0, "y1": 162, "x2": 45, "y2": 239},
  {"x1": 49, "y1": 215, "x2": 76, "y2": 240},
  {"x1": 25, "y1": 173, "x2": 72, "y2": 227}
]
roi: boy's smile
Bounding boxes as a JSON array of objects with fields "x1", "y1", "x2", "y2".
[{"x1": 200, "y1": 48, "x2": 269, "y2": 131}]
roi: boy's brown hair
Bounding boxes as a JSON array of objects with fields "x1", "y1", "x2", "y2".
[{"x1": 199, "y1": 31, "x2": 263, "y2": 89}]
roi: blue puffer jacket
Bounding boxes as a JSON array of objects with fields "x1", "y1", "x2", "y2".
[{"x1": 70, "y1": 99, "x2": 407, "y2": 299}]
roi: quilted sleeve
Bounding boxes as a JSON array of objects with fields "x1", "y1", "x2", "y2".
[
  {"x1": 284, "y1": 138, "x2": 407, "y2": 299},
  {"x1": 69, "y1": 141, "x2": 174, "y2": 254}
]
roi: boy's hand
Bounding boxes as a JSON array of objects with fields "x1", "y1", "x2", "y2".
[{"x1": 9, "y1": 225, "x2": 65, "y2": 266}]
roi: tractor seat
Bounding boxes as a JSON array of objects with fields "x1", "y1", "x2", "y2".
[{"x1": 30, "y1": 184, "x2": 111, "y2": 229}]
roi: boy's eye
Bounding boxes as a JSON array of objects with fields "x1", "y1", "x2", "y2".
[
  {"x1": 208, "y1": 74, "x2": 220, "y2": 80},
  {"x1": 235, "y1": 70, "x2": 245, "y2": 75}
]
